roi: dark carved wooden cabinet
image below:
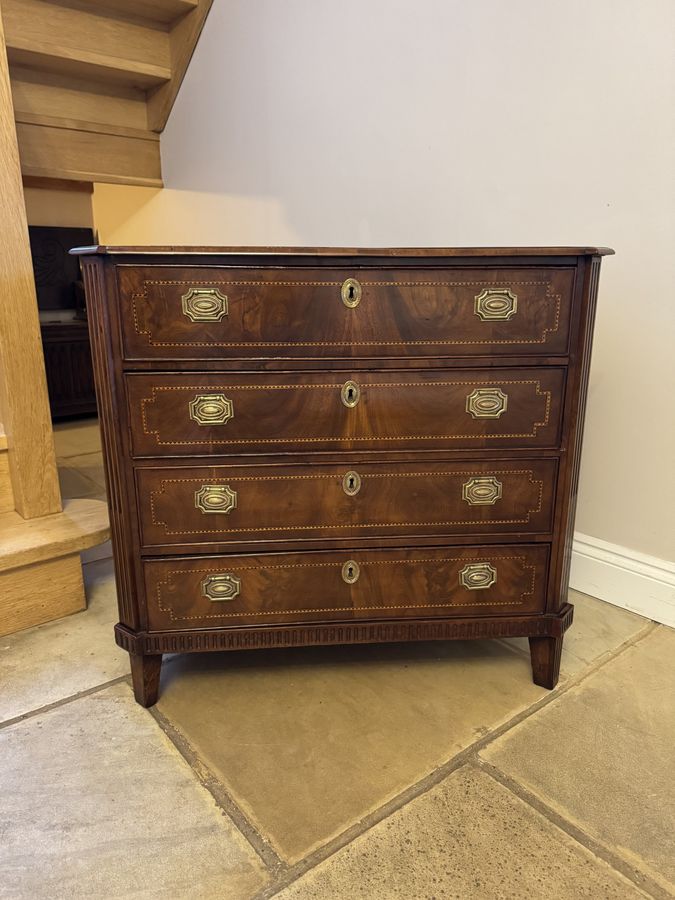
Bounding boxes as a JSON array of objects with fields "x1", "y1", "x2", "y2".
[{"x1": 75, "y1": 246, "x2": 612, "y2": 706}]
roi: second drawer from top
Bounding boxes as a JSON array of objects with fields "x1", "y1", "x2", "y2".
[{"x1": 126, "y1": 367, "x2": 565, "y2": 457}]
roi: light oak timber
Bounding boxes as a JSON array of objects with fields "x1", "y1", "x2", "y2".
[
  {"x1": 4, "y1": 0, "x2": 213, "y2": 184},
  {"x1": 16, "y1": 120, "x2": 162, "y2": 187},
  {"x1": 0, "y1": 498, "x2": 110, "y2": 574},
  {"x1": 6, "y1": 41, "x2": 171, "y2": 90},
  {"x1": 16, "y1": 112, "x2": 160, "y2": 143},
  {"x1": 0, "y1": 14, "x2": 61, "y2": 518},
  {"x1": 0, "y1": 451, "x2": 14, "y2": 514},
  {"x1": 147, "y1": 0, "x2": 213, "y2": 131},
  {"x1": 0, "y1": 422, "x2": 10, "y2": 513},
  {"x1": 22, "y1": 166, "x2": 162, "y2": 189},
  {"x1": 0, "y1": 554, "x2": 85, "y2": 637},
  {"x1": 23, "y1": 175, "x2": 93, "y2": 193},
  {"x1": 10, "y1": 65, "x2": 148, "y2": 132},
  {"x1": 2, "y1": 0, "x2": 171, "y2": 74},
  {"x1": 78, "y1": 0, "x2": 200, "y2": 26}
]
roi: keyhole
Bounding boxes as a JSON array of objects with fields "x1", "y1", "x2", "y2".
[
  {"x1": 342, "y1": 559, "x2": 360, "y2": 583},
  {"x1": 341, "y1": 278, "x2": 361, "y2": 307},
  {"x1": 342, "y1": 380, "x2": 360, "y2": 407},
  {"x1": 343, "y1": 470, "x2": 361, "y2": 496}
]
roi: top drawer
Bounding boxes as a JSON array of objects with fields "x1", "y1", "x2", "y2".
[{"x1": 116, "y1": 266, "x2": 575, "y2": 361}]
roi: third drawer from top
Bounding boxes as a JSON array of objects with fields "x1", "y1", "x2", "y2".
[{"x1": 135, "y1": 458, "x2": 557, "y2": 551}]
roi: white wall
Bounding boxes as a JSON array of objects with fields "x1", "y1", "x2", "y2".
[{"x1": 93, "y1": 0, "x2": 675, "y2": 563}]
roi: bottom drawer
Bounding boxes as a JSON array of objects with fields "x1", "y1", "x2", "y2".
[{"x1": 144, "y1": 544, "x2": 549, "y2": 630}]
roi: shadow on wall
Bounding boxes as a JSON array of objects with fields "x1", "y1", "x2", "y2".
[
  {"x1": 92, "y1": 186, "x2": 301, "y2": 246},
  {"x1": 93, "y1": 0, "x2": 674, "y2": 248}
]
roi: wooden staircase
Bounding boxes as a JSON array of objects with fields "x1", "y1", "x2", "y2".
[{"x1": 2, "y1": 0, "x2": 212, "y2": 185}]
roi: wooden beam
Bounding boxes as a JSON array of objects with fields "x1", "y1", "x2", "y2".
[
  {"x1": 16, "y1": 119, "x2": 163, "y2": 186},
  {"x1": 11, "y1": 64, "x2": 149, "y2": 132},
  {"x1": 7, "y1": 41, "x2": 171, "y2": 90},
  {"x1": 147, "y1": 0, "x2": 213, "y2": 131},
  {"x1": 2, "y1": 0, "x2": 171, "y2": 73},
  {"x1": 0, "y1": 13, "x2": 61, "y2": 518},
  {"x1": 15, "y1": 111, "x2": 160, "y2": 143},
  {"x1": 67, "y1": 0, "x2": 199, "y2": 26},
  {"x1": 23, "y1": 175, "x2": 94, "y2": 193},
  {"x1": 0, "y1": 450, "x2": 14, "y2": 513}
]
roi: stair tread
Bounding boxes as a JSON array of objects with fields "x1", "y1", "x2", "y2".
[
  {"x1": 7, "y1": 40, "x2": 171, "y2": 88},
  {"x1": 0, "y1": 498, "x2": 110, "y2": 573},
  {"x1": 71, "y1": 0, "x2": 199, "y2": 26}
]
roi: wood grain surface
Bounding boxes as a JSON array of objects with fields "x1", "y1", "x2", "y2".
[
  {"x1": 79, "y1": 246, "x2": 610, "y2": 703},
  {"x1": 118, "y1": 265, "x2": 575, "y2": 360},
  {"x1": 136, "y1": 458, "x2": 557, "y2": 550},
  {"x1": 0, "y1": 15, "x2": 61, "y2": 517},
  {"x1": 143, "y1": 544, "x2": 550, "y2": 630}
]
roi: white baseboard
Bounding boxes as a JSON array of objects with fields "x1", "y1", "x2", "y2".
[{"x1": 570, "y1": 533, "x2": 675, "y2": 627}]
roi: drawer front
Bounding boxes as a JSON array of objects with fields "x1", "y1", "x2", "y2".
[
  {"x1": 136, "y1": 459, "x2": 557, "y2": 549},
  {"x1": 117, "y1": 266, "x2": 574, "y2": 360},
  {"x1": 127, "y1": 368, "x2": 565, "y2": 457},
  {"x1": 144, "y1": 544, "x2": 550, "y2": 629}
]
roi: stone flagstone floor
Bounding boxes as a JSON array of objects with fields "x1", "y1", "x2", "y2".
[{"x1": 0, "y1": 418, "x2": 673, "y2": 899}]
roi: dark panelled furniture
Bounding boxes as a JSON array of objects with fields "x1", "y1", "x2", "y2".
[{"x1": 75, "y1": 246, "x2": 612, "y2": 706}]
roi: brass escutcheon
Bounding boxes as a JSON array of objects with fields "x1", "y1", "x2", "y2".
[
  {"x1": 181, "y1": 287, "x2": 229, "y2": 322},
  {"x1": 465, "y1": 387, "x2": 508, "y2": 419},
  {"x1": 194, "y1": 484, "x2": 237, "y2": 514},
  {"x1": 459, "y1": 562, "x2": 497, "y2": 591},
  {"x1": 462, "y1": 476, "x2": 503, "y2": 506},
  {"x1": 341, "y1": 380, "x2": 360, "y2": 408},
  {"x1": 474, "y1": 288, "x2": 518, "y2": 321},
  {"x1": 189, "y1": 393, "x2": 234, "y2": 426},
  {"x1": 341, "y1": 277, "x2": 362, "y2": 308},
  {"x1": 342, "y1": 470, "x2": 362, "y2": 496},
  {"x1": 342, "y1": 559, "x2": 360, "y2": 584},
  {"x1": 201, "y1": 573, "x2": 241, "y2": 601}
]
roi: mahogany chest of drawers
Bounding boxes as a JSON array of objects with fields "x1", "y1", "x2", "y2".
[{"x1": 76, "y1": 245, "x2": 611, "y2": 706}]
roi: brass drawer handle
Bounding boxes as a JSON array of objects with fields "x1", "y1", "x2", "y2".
[
  {"x1": 462, "y1": 476, "x2": 502, "y2": 506},
  {"x1": 181, "y1": 287, "x2": 229, "y2": 322},
  {"x1": 343, "y1": 470, "x2": 361, "y2": 496},
  {"x1": 341, "y1": 277, "x2": 362, "y2": 308},
  {"x1": 474, "y1": 288, "x2": 518, "y2": 321},
  {"x1": 201, "y1": 573, "x2": 241, "y2": 601},
  {"x1": 342, "y1": 560, "x2": 360, "y2": 584},
  {"x1": 459, "y1": 563, "x2": 497, "y2": 590},
  {"x1": 466, "y1": 387, "x2": 508, "y2": 419},
  {"x1": 195, "y1": 484, "x2": 237, "y2": 514},
  {"x1": 341, "y1": 380, "x2": 360, "y2": 408},
  {"x1": 189, "y1": 393, "x2": 234, "y2": 426}
]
